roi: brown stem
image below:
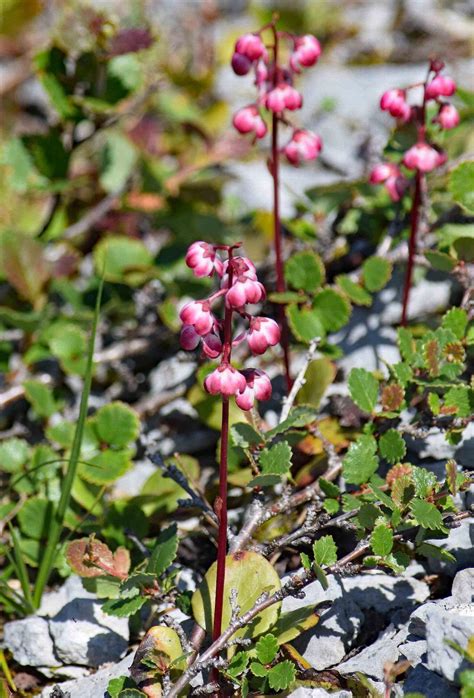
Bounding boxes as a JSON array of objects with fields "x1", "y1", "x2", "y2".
[{"x1": 270, "y1": 24, "x2": 292, "y2": 392}]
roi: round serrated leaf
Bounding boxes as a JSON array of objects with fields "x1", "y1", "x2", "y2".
[
  {"x1": 17, "y1": 497, "x2": 53, "y2": 540},
  {"x1": 449, "y1": 161, "x2": 474, "y2": 213},
  {"x1": 312, "y1": 289, "x2": 350, "y2": 332},
  {"x1": 336, "y1": 274, "x2": 372, "y2": 306},
  {"x1": 379, "y1": 429, "x2": 406, "y2": 464},
  {"x1": 370, "y1": 523, "x2": 393, "y2": 557},
  {"x1": 284, "y1": 250, "x2": 325, "y2": 293},
  {"x1": 93, "y1": 402, "x2": 140, "y2": 448},
  {"x1": 192, "y1": 551, "x2": 281, "y2": 640},
  {"x1": 348, "y1": 367, "x2": 379, "y2": 413},
  {"x1": 78, "y1": 449, "x2": 131, "y2": 484},
  {"x1": 362, "y1": 257, "x2": 392, "y2": 292},
  {"x1": 49, "y1": 324, "x2": 88, "y2": 375},
  {"x1": 93, "y1": 235, "x2": 153, "y2": 286},
  {"x1": 286, "y1": 304, "x2": 325, "y2": 344},
  {"x1": 0, "y1": 438, "x2": 29, "y2": 473},
  {"x1": 342, "y1": 435, "x2": 379, "y2": 485}
]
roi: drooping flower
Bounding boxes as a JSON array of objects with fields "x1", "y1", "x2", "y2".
[
  {"x1": 290, "y1": 34, "x2": 321, "y2": 71},
  {"x1": 232, "y1": 105, "x2": 267, "y2": 139},
  {"x1": 434, "y1": 103, "x2": 460, "y2": 129},
  {"x1": 186, "y1": 241, "x2": 223, "y2": 277},
  {"x1": 204, "y1": 364, "x2": 246, "y2": 397},
  {"x1": 265, "y1": 84, "x2": 303, "y2": 112},
  {"x1": 179, "y1": 300, "x2": 215, "y2": 336},
  {"x1": 403, "y1": 142, "x2": 444, "y2": 172},
  {"x1": 226, "y1": 276, "x2": 266, "y2": 308},
  {"x1": 234, "y1": 33, "x2": 267, "y2": 61},
  {"x1": 236, "y1": 369, "x2": 272, "y2": 410},
  {"x1": 369, "y1": 162, "x2": 407, "y2": 201},
  {"x1": 380, "y1": 89, "x2": 410, "y2": 119},
  {"x1": 247, "y1": 317, "x2": 281, "y2": 355},
  {"x1": 425, "y1": 75, "x2": 456, "y2": 99},
  {"x1": 284, "y1": 129, "x2": 322, "y2": 165}
]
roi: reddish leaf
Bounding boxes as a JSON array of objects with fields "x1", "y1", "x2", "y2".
[{"x1": 108, "y1": 28, "x2": 153, "y2": 56}]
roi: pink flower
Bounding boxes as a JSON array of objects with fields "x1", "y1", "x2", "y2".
[
  {"x1": 384, "y1": 175, "x2": 407, "y2": 202},
  {"x1": 247, "y1": 317, "x2": 281, "y2": 355},
  {"x1": 425, "y1": 75, "x2": 456, "y2": 99},
  {"x1": 180, "y1": 325, "x2": 201, "y2": 351},
  {"x1": 204, "y1": 365, "x2": 246, "y2": 397},
  {"x1": 290, "y1": 35, "x2": 321, "y2": 71},
  {"x1": 403, "y1": 142, "x2": 444, "y2": 172},
  {"x1": 380, "y1": 89, "x2": 409, "y2": 119},
  {"x1": 179, "y1": 300, "x2": 215, "y2": 336},
  {"x1": 369, "y1": 162, "x2": 399, "y2": 184},
  {"x1": 226, "y1": 276, "x2": 266, "y2": 308},
  {"x1": 202, "y1": 332, "x2": 223, "y2": 359},
  {"x1": 233, "y1": 105, "x2": 267, "y2": 139},
  {"x1": 235, "y1": 369, "x2": 272, "y2": 410},
  {"x1": 284, "y1": 129, "x2": 322, "y2": 165},
  {"x1": 265, "y1": 84, "x2": 303, "y2": 112},
  {"x1": 185, "y1": 241, "x2": 223, "y2": 278},
  {"x1": 235, "y1": 33, "x2": 267, "y2": 61},
  {"x1": 231, "y1": 52, "x2": 252, "y2": 76},
  {"x1": 434, "y1": 104, "x2": 460, "y2": 129}
]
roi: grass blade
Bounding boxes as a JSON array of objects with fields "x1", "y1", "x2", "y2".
[
  {"x1": 32, "y1": 278, "x2": 104, "y2": 608},
  {"x1": 7, "y1": 525, "x2": 35, "y2": 614}
]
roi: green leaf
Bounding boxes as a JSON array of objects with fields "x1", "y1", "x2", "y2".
[
  {"x1": 348, "y1": 368, "x2": 379, "y2": 413},
  {"x1": 93, "y1": 402, "x2": 140, "y2": 448},
  {"x1": 358, "y1": 503, "x2": 382, "y2": 530},
  {"x1": 0, "y1": 438, "x2": 29, "y2": 473},
  {"x1": 313, "y1": 289, "x2": 351, "y2": 332},
  {"x1": 284, "y1": 250, "x2": 325, "y2": 293},
  {"x1": 18, "y1": 498, "x2": 53, "y2": 540},
  {"x1": 259, "y1": 441, "x2": 292, "y2": 476},
  {"x1": 266, "y1": 406, "x2": 317, "y2": 439},
  {"x1": 397, "y1": 327, "x2": 416, "y2": 362},
  {"x1": 49, "y1": 324, "x2": 88, "y2": 375},
  {"x1": 23, "y1": 380, "x2": 57, "y2": 418},
  {"x1": 343, "y1": 435, "x2": 379, "y2": 485},
  {"x1": 272, "y1": 605, "x2": 320, "y2": 645},
  {"x1": 449, "y1": 161, "x2": 474, "y2": 213},
  {"x1": 313, "y1": 535, "x2": 337, "y2": 566},
  {"x1": 100, "y1": 132, "x2": 137, "y2": 193},
  {"x1": 444, "y1": 386, "x2": 473, "y2": 417},
  {"x1": 250, "y1": 661, "x2": 268, "y2": 677},
  {"x1": 286, "y1": 304, "x2": 325, "y2": 344},
  {"x1": 78, "y1": 450, "x2": 130, "y2": 485},
  {"x1": 336, "y1": 274, "x2": 372, "y2": 306},
  {"x1": 191, "y1": 551, "x2": 281, "y2": 641},
  {"x1": 370, "y1": 522, "x2": 394, "y2": 557},
  {"x1": 410, "y1": 499, "x2": 445, "y2": 531},
  {"x1": 226, "y1": 651, "x2": 249, "y2": 678},
  {"x1": 231, "y1": 423, "x2": 263, "y2": 449},
  {"x1": 417, "y1": 542, "x2": 456, "y2": 564},
  {"x1": 297, "y1": 358, "x2": 336, "y2": 409},
  {"x1": 102, "y1": 594, "x2": 147, "y2": 617},
  {"x1": 319, "y1": 478, "x2": 340, "y2": 498},
  {"x1": 362, "y1": 257, "x2": 392, "y2": 292},
  {"x1": 147, "y1": 523, "x2": 178, "y2": 577},
  {"x1": 106, "y1": 676, "x2": 137, "y2": 698},
  {"x1": 22, "y1": 128, "x2": 69, "y2": 180},
  {"x1": 267, "y1": 660, "x2": 296, "y2": 691},
  {"x1": 247, "y1": 474, "x2": 282, "y2": 488},
  {"x1": 379, "y1": 429, "x2": 406, "y2": 464},
  {"x1": 0, "y1": 231, "x2": 50, "y2": 307},
  {"x1": 412, "y1": 467, "x2": 438, "y2": 498},
  {"x1": 256, "y1": 634, "x2": 279, "y2": 664},
  {"x1": 93, "y1": 236, "x2": 154, "y2": 286},
  {"x1": 424, "y1": 250, "x2": 457, "y2": 272}
]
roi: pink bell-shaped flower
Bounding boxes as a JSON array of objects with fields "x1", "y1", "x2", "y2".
[
  {"x1": 247, "y1": 317, "x2": 281, "y2": 355},
  {"x1": 290, "y1": 34, "x2": 321, "y2": 71},
  {"x1": 434, "y1": 104, "x2": 460, "y2": 130},
  {"x1": 284, "y1": 129, "x2": 322, "y2": 165},
  {"x1": 425, "y1": 75, "x2": 456, "y2": 99},
  {"x1": 179, "y1": 300, "x2": 215, "y2": 336},
  {"x1": 185, "y1": 241, "x2": 223, "y2": 278},
  {"x1": 235, "y1": 369, "x2": 272, "y2": 410},
  {"x1": 403, "y1": 142, "x2": 445, "y2": 172},
  {"x1": 204, "y1": 364, "x2": 246, "y2": 397},
  {"x1": 233, "y1": 105, "x2": 267, "y2": 139}
]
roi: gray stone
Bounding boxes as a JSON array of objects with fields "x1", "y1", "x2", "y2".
[
  {"x1": 292, "y1": 598, "x2": 364, "y2": 670},
  {"x1": 451, "y1": 568, "x2": 474, "y2": 604},
  {"x1": 148, "y1": 353, "x2": 196, "y2": 393},
  {"x1": 336, "y1": 626, "x2": 400, "y2": 680},
  {"x1": 38, "y1": 575, "x2": 95, "y2": 618},
  {"x1": 398, "y1": 638, "x2": 427, "y2": 665},
  {"x1": 425, "y1": 519, "x2": 474, "y2": 576},
  {"x1": 48, "y1": 598, "x2": 129, "y2": 667},
  {"x1": 426, "y1": 605, "x2": 474, "y2": 683},
  {"x1": 408, "y1": 599, "x2": 458, "y2": 638},
  {"x1": 379, "y1": 276, "x2": 451, "y2": 325},
  {"x1": 41, "y1": 652, "x2": 134, "y2": 698},
  {"x1": 4, "y1": 616, "x2": 57, "y2": 667},
  {"x1": 341, "y1": 572, "x2": 430, "y2": 612},
  {"x1": 403, "y1": 663, "x2": 459, "y2": 698}
]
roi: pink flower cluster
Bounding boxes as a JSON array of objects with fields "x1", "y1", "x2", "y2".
[
  {"x1": 231, "y1": 28, "x2": 322, "y2": 166},
  {"x1": 179, "y1": 242, "x2": 280, "y2": 411},
  {"x1": 371, "y1": 61, "x2": 459, "y2": 200}
]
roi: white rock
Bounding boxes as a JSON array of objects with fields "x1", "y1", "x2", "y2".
[
  {"x1": 41, "y1": 652, "x2": 134, "y2": 698},
  {"x1": 48, "y1": 598, "x2": 129, "y2": 667},
  {"x1": 336, "y1": 626, "x2": 400, "y2": 680},
  {"x1": 148, "y1": 354, "x2": 196, "y2": 393},
  {"x1": 425, "y1": 519, "x2": 474, "y2": 576},
  {"x1": 38, "y1": 575, "x2": 95, "y2": 617},
  {"x1": 340, "y1": 572, "x2": 430, "y2": 612},
  {"x1": 426, "y1": 604, "x2": 474, "y2": 683},
  {"x1": 451, "y1": 568, "x2": 474, "y2": 604},
  {"x1": 4, "y1": 616, "x2": 57, "y2": 667},
  {"x1": 288, "y1": 689, "x2": 352, "y2": 698}
]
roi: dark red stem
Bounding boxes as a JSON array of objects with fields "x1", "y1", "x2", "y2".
[
  {"x1": 211, "y1": 250, "x2": 234, "y2": 695},
  {"x1": 270, "y1": 23, "x2": 292, "y2": 392}
]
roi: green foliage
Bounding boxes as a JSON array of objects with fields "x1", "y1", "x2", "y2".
[
  {"x1": 379, "y1": 429, "x2": 406, "y2": 464},
  {"x1": 267, "y1": 660, "x2": 296, "y2": 690},
  {"x1": 342, "y1": 435, "x2": 379, "y2": 484},
  {"x1": 94, "y1": 236, "x2": 154, "y2": 286},
  {"x1": 370, "y1": 522, "x2": 393, "y2": 557},
  {"x1": 449, "y1": 161, "x2": 474, "y2": 213},
  {"x1": 255, "y1": 634, "x2": 279, "y2": 664},
  {"x1": 348, "y1": 367, "x2": 379, "y2": 413},
  {"x1": 410, "y1": 499, "x2": 446, "y2": 531},
  {"x1": 313, "y1": 535, "x2": 338, "y2": 566},
  {"x1": 23, "y1": 380, "x2": 58, "y2": 418},
  {"x1": 313, "y1": 289, "x2": 351, "y2": 332},
  {"x1": 147, "y1": 524, "x2": 179, "y2": 577},
  {"x1": 362, "y1": 257, "x2": 392, "y2": 292},
  {"x1": 284, "y1": 250, "x2": 325, "y2": 292},
  {"x1": 297, "y1": 357, "x2": 336, "y2": 408}
]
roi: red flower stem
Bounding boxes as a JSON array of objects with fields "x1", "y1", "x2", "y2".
[
  {"x1": 212, "y1": 249, "x2": 234, "y2": 684},
  {"x1": 270, "y1": 23, "x2": 292, "y2": 392},
  {"x1": 400, "y1": 170, "x2": 422, "y2": 326}
]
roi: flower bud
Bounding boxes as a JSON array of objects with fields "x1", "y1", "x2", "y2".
[
  {"x1": 247, "y1": 317, "x2": 281, "y2": 355},
  {"x1": 434, "y1": 103, "x2": 460, "y2": 129},
  {"x1": 235, "y1": 33, "x2": 266, "y2": 61},
  {"x1": 290, "y1": 34, "x2": 321, "y2": 71},
  {"x1": 380, "y1": 89, "x2": 409, "y2": 119},
  {"x1": 179, "y1": 300, "x2": 215, "y2": 336},
  {"x1": 235, "y1": 369, "x2": 272, "y2": 410},
  {"x1": 202, "y1": 332, "x2": 223, "y2": 359},
  {"x1": 226, "y1": 277, "x2": 266, "y2": 308},
  {"x1": 284, "y1": 129, "x2": 322, "y2": 165},
  {"x1": 369, "y1": 162, "x2": 399, "y2": 184},
  {"x1": 232, "y1": 105, "x2": 267, "y2": 139},
  {"x1": 403, "y1": 142, "x2": 444, "y2": 172},
  {"x1": 231, "y1": 52, "x2": 252, "y2": 76},
  {"x1": 425, "y1": 75, "x2": 456, "y2": 99},
  {"x1": 204, "y1": 365, "x2": 246, "y2": 397},
  {"x1": 265, "y1": 84, "x2": 303, "y2": 113},
  {"x1": 180, "y1": 325, "x2": 201, "y2": 351},
  {"x1": 185, "y1": 241, "x2": 223, "y2": 278}
]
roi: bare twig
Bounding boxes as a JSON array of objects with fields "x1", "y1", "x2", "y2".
[{"x1": 280, "y1": 337, "x2": 320, "y2": 422}]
